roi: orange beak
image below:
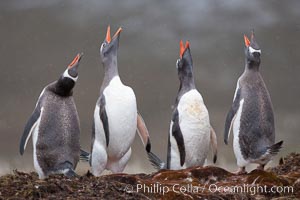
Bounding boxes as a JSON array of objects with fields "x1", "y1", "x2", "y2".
[
  {"x1": 244, "y1": 34, "x2": 250, "y2": 47},
  {"x1": 179, "y1": 40, "x2": 190, "y2": 58},
  {"x1": 68, "y1": 53, "x2": 82, "y2": 68},
  {"x1": 106, "y1": 25, "x2": 111, "y2": 43},
  {"x1": 106, "y1": 25, "x2": 122, "y2": 44}
]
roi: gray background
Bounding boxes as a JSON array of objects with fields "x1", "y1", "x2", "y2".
[{"x1": 0, "y1": 0, "x2": 299, "y2": 175}]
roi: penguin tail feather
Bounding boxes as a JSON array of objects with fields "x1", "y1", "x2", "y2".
[
  {"x1": 64, "y1": 168, "x2": 80, "y2": 178},
  {"x1": 147, "y1": 152, "x2": 166, "y2": 170},
  {"x1": 80, "y1": 149, "x2": 90, "y2": 162},
  {"x1": 267, "y1": 140, "x2": 283, "y2": 156}
]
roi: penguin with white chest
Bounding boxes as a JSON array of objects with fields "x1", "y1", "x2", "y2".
[
  {"x1": 148, "y1": 41, "x2": 218, "y2": 170},
  {"x1": 19, "y1": 53, "x2": 83, "y2": 179},
  {"x1": 224, "y1": 31, "x2": 283, "y2": 174},
  {"x1": 90, "y1": 26, "x2": 151, "y2": 176}
]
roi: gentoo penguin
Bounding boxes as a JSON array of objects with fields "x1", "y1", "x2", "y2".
[
  {"x1": 224, "y1": 31, "x2": 283, "y2": 174},
  {"x1": 90, "y1": 26, "x2": 151, "y2": 176},
  {"x1": 148, "y1": 40, "x2": 218, "y2": 170},
  {"x1": 19, "y1": 53, "x2": 83, "y2": 179}
]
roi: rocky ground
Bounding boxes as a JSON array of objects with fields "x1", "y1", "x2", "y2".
[{"x1": 0, "y1": 153, "x2": 299, "y2": 199}]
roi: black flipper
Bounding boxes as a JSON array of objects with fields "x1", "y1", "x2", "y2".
[
  {"x1": 19, "y1": 105, "x2": 41, "y2": 155},
  {"x1": 210, "y1": 127, "x2": 218, "y2": 163},
  {"x1": 90, "y1": 119, "x2": 95, "y2": 166},
  {"x1": 224, "y1": 87, "x2": 241, "y2": 145},
  {"x1": 171, "y1": 109, "x2": 185, "y2": 167},
  {"x1": 166, "y1": 130, "x2": 171, "y2": 169},
  {"x1": 80, "y1": 149, "x2": 90, "y2": 162},
  {"x1": 146, "y1": 139, "x2": 151, "y2": 153},
  {"x1": 99, "y1": 95, "x2": 109, "y2": 147},
  {"x1": 137, "y1": 112, "x2": 151, "y2": 152}
]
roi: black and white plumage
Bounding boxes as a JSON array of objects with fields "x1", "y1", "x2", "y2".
[
  {"x1": 19, "y1": 53, "x2": 83, "y2": 179},
  {"x1": 89, "y1": 26, "x2": 151, "y2": 176},
  {"x1": 148, "y1": 41, "x2": 217, "y2": 170},
  {"x1": 224, "y1": 31, "x2": 283, "y2": 174}
]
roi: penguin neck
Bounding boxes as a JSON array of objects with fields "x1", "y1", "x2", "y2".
[
  {"x1": 245, "y1": 58, "x2": 260, "y2": 72},
  {"x1": 176, "y1": 75, "x2": 195, "y2": 104},
  {"x1": 180, "y1": 76, "x2": 195, "y2": 91},
  {"x1": 103, "y1": 55, "x2": 119, "y2": 80},
  {"x1": 54, "y1": 77, "x2": 75, "y2": 96},
  {"x1": 100, "y1": 56, "x2": 120, "y2": 93}
]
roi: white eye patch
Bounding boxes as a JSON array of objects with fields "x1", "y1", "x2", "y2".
[
  {"x1": 63, "y1": 69, "x2": 78, "y2": 82},
  {"x1": 176, "y1": 59, "x2": 180, "y2": 69},
  {"x1": 249, "y1": 46, "x2": 261, "y2": 54},
  {"x1": 100, "y1": 43, "x2": 105, "y2": 52}
]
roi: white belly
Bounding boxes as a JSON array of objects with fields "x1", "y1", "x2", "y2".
[
  {"x1": 95, "y1": 76, "x2": 137, "y2": 159},
  {"x1": 170, "y1": 89, "x2": 211, "y2": 169},
  {"x1": 233, "y1": 98, "x2": 248, "y2": 167}
]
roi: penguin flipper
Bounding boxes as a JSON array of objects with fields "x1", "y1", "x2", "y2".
[
  {"x1": 137, "y1": 111, "x2": 151, "y2": 152},
  {"x1": 166, "y1": 131, "x2": 171, "y2": 169},
  {"x1": 210, "y1": 126, "x2": 218, "y2": 163},
  {"x1": 19, "y1": 106, "x2": 41, "y2": 155},
  {"x1": 99, "y1": 95, "x2": 109, "y2": 147},
  {"x1": 172, "y1": 109, "x2": 186, "y2": 167},
  {"x1": 224, "y1": 88, "x2": 241, "y2": 145}
]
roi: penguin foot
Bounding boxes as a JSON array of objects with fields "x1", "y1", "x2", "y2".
[
  {"x1": 256, "y1": 164, "x2": 265, "y2": 171},
  {"x1": 234, "y1": 167, "x2": 247, "y2": 175}
]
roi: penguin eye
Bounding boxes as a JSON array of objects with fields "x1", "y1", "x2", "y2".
[{"x1": 100, "y1": 43, "x2": 106, "y2": 53}]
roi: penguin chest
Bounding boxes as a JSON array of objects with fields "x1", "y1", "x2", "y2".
[
  {"x1": 232, "y1": 98, "x2": 249, "y2": 166},
  {"x1": 175, "y1": 90, "x2": 210, "y2": 166},
  {"x1": 102, "y1": 77, "x2": 137, "y2": 155}
]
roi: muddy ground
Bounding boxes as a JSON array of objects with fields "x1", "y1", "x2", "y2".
[{"x1": 0, "y1": 153, "x2": 299, "y2": 199}]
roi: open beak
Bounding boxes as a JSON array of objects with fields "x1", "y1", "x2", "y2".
[
  {"x1": 179, "y1": 40, "x2": 190, "y2": 58},
  {"x1": 105, "y1": 25, "x2": 122, "y2": 44},
  {"x1": 68, "y1": 53, "x2": 83, "y2": 69},
  {"x1": 244, "y1": 34, "x2": 250, "y2": 47}
]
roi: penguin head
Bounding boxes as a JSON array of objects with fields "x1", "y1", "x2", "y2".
[
  {"x1": 100, "y1": 25, "x2": 122, "y2": 63},
  {"x1": 176, "y1": 40, "x2": 193, "y2": 81},
  {"x1": 244, "y1": 30, "x2": 261, "y2": 66},
  {"x1": 62, "y1": 53, "x2": 83, "y2": 82},
  {"x1": 55, "y1": 53, "x2": 83, "y2": 96}
]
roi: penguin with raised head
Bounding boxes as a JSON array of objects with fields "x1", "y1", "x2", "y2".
[
  {"x1": 19, "y1": 53, "x2": 83, "y2": 179},
  {"x1": 148, "y1": 40, "x2": 217, "y2": 170},
  {"x1": 224, "y1": 31, "x2": 283, "y2": 174},
  {"x1": 90, "y1": 26, "x2": 151, "y2": 176}
]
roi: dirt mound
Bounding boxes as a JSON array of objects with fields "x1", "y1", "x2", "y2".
[{"x1": 0, "y1": 153, "x2": 299, "y2": 199}]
